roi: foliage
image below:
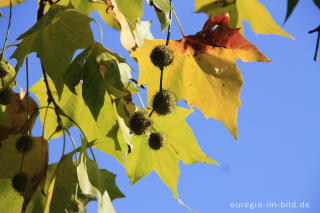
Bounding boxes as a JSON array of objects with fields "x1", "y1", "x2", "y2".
[{"x1": 0, "y1": 0, "x2": 318, "y2": 212}]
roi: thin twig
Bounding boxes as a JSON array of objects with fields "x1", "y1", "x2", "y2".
[
  {"x1": 66, "y1": 129, "x2": 78, "y2": 164},
  {"x1": 159, "y1": 67, "x2": 164, "y2": 91},
  {"x1": 309, "y1": 25, "x2": 320, "y2": 61},
  {"x1": 0, "y1": 0, "x2": 12, "y2": 61},
  {"x1": 172, "y1": 8, "x2": 185, "y2": 37},
  {"x1": 137, "y1": 92, "x2": 146, "y2": 111},
  {"x1": 26, "y1": 57, "x2": 30, "y2": 135}
]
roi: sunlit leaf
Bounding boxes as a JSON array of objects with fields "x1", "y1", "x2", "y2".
[
  {"x1": 11, "y1": 5, "x2": 94, "y2": 97},
  {"x1": 126, "y1": 107, "x2": 217, "y2": 198},
  {"x1": 133, "y1": 18, "x2": 154, "y2": 47},
  {"x1": 131, "y1": 13, "x2": 270, "y2": 138},
  {"x1": 195, "y1": 0, "x2": 293, "y2": 38},
  {"x1": 0, "y1": 0, "x2": 25, "y2": 7}
]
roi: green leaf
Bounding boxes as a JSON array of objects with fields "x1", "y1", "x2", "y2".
[
  {"x1": 64, "y1": 43, "x2": 132, "y2": 119},
  {"x1": 195, "y1": 0, "x2": 294, "y2": 38},
  {"x1": 64, "y1": 48, "x2": 90, "y2": 94},
  {"x1": 77, "y1": 138, "x2": 125, "y2": 213},
  {"x1": 11, "y1": 5, "x2": 94, "y2": 97},
  {"x1": 82, "y1": 49, "x2": 106, "y2": 120},
  {"x1": 30, "y1": 78, "x2": 127, "y2": 164},
  {"x1": 146, "y1": 0, "x2": 171, "y2": 31},
  {"x1": 285, "y1": 0, "x2": 299, "y2": 22},
  {"x1": 116, "y1": 0, "x2": 144, "y2": 28},
  {"x1": 44, "y1": 154, "x2": 77, "y2": 213},
  {"x1": 126, "y1": 107, "x2": 217, "y2": 198},
  {"x1": 133, "y1": 18, "x2": 154, "y2": 48},
  {"x1": 53, "y1": 0, "x2": 143, "y2": 30},
  {"x1": 314, "y1": 0, "x2": 320, "y2": 9}
]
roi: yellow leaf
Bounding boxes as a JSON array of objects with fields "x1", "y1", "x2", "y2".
[
  {"x1": 195, "y1": 0, "x2": 294, "y2": 38},
  {"x1": 131, "y1": 13, "x2": 270, "y2": 138}
]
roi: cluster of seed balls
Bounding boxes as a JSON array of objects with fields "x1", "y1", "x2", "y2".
[
  {"x1": 129, "y1": 45, "x2": 176, "y2": 151},
  {"x1": 0, "y1": 58, "x2": 13, "y2": 106},
  {"x1": 11, "y1": 135, "x2": 33, "y2": 194}
]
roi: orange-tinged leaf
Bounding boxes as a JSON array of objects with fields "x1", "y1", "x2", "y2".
[
  {"x1": 0, "y1": 92, "x2": 39, "y2": 141},
  {"x1": 131, "y1": 13, "x2": 270, "y2": 139},
  {"x1": 195, "y1": 0, "x2": 294, "y2": 38},
  {"x1": 105, "y1": 0, "x2": 137, "y2": 51}
]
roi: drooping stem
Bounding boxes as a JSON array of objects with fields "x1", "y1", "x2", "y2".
[
  {"x1": 66, "y1": 129, "x2": 78, "y2": 163},
  {"x1": 26, "y1": 57, "x2": 30, "y2": 135},
  {"x1": 149, "y1": 0, "x2": 173, "y2": 118},
  {"x1": 172, "y1": 8, "x2": 185, "y2": 37},
  {"x1": 309, "y1": 25, "x2": 320, "y2": 61},
  {"x1": 0, "y1": 0, "x2": 12, "y2": 61},
  {"x1": 166, "y1": 0, "x2": 172, "y2": 46},
  {"x1": 160, "y1": 67, "x2": 164, "y2": 91}
]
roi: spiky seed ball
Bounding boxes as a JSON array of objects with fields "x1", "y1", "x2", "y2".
[
  {"x1": 0, "y1": 87, "x2": 13, "y2": 105},
  {"x1": 0, "y1": 58, "x2": 9, "y2": 78},
  {"x1": 129, "y1": 112, "x2": 153, "y2": 135},
  {"x1": 150, "y1": 45, "x2": 174, "y2": 68},
  {"x1": 67, "y1": 200, "x2": 80, "y2": 212},
  {"x1": 152, "y1": 90, "x2": 176, "y2": 115},
  {"x1": 148, "y1": 132, "x2": 166, "y2": 150},
  {"x1": 16, "y1": 135, "x2": 33, "y2": 154},
  {"x1": 12, "y1": 172, "x2": 28, "y2": 193},
  {"x1": 0, "y1": 65, "x2": 8, "y2": 78}
]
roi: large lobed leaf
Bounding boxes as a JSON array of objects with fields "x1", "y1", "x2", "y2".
[
  {"x1": 11, "y1": 5, "x2": 94, "y2": 97},
  {"x1": 195, "y1": 0, "x2": 293, "y2": 38},
  {"x1": 126, "y1": 107, "x2": 217, "y2": 198},
  {"x1": 132, "y1": 13, "x2": 270, "y2": 139}
]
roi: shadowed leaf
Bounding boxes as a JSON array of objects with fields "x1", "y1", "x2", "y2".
[
  {"x1": 11, "y1": 5, "x2": 94, "y2": 97},
  {"x1": 285, "y1": 0, "x2": 299, "y2": 22}
]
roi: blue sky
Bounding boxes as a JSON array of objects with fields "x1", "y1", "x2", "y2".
[{"x1": 1, "y1": 0, "x2": 320, "y2": 212}]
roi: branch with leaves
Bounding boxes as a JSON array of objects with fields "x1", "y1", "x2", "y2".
[{"x1": 0, "y1": 0, "x2": 314, "y2": 212}]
